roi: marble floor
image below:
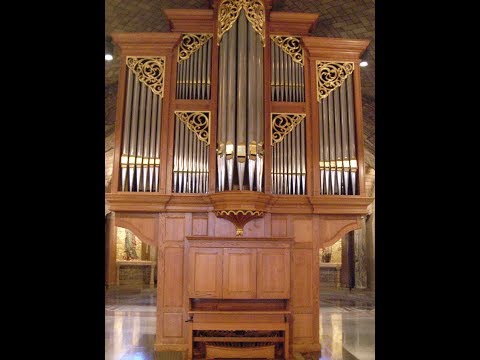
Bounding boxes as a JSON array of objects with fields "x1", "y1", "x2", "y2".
[{"x1": 105, "y1": 286, "x2": 374, "y2": 360}]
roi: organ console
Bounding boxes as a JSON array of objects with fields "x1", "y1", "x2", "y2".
[{"x1": 106, "y1": 0, "x2": 372, "y2": 358}]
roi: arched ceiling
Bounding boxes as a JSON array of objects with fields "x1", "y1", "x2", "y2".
[{"x1": 105, "y1": 0, "x2": 374, "y2": 168}]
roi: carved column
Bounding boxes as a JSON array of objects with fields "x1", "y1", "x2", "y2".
[
  {"x1": 354, "y1": 218, "x2": 368, "y2": 289},
  {"x1": 340, "y1": 232, "x2": 354, "y2": 288},
  {"x1": 365, "y1": 191, "x2": 375, "y2": 290},
  {"x1": 105, "y1": 213, "x2": 117, "y2": 286}
]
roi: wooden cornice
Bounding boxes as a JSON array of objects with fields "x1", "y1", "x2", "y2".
[
  {"x1": 208, "y1": 191, "x2": 272, "y2": 212},
  {"x1": 106, "y1": 193, "x2": 171, "y2": 212},
  {"x1": 106, "y1": 192, "x2": 373, "y2": 216},
  {"x1": 269, "y1": 12, "x2": 319, "y2": 36},
  {"x1": 208, "y1": 0, "x2": 274, "y2": 10},
  {"x1": 309, "y1": 196, "x2": 373, "y2": 215},
  {"x1": 111, "y1": 32, "x2": 182, "y2": 55},
  {"x1": 163, "y1": 9, "x2": 214, "y2": 33},
  {"x1": 301, "y1": 37, "x2": 370, "y2": 61}
]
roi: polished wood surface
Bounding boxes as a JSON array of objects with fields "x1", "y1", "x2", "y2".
[
  {"x1": 257, "y1": 248, "x2": 290, "y2": 298},
  {"x1": 269, "y1": 12, "x2": 319, "y2": 35},
  {"x1": 206, "y1": 344, "x2": 275, "y2": 359},
  {"x1": 188, "y1": 247, "x2": 223, "y2": 298},
  {"x1": 163, "y1": 9, "x2": 214, "y2": 33},
  {"x1": 223, "y1": 248, "x2": 257, "y2": 298}
]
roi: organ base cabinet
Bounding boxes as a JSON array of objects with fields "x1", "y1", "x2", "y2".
[
  {"x1": 106, "y1": 0, "x2": 373, "y2": 358},
  {"x1": 186, "y1": 238, "x2": 292, "y2": 358}
]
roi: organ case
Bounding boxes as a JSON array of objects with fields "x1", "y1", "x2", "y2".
[{"x1": 106, "y1": 0, "x2": 372, "y2": 358}]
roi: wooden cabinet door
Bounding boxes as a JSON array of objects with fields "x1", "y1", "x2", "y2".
[
  {"x1": 257, "y1": 248, "x2": 290, "y2": 299},
  {"x1": 223, "y1": 248, "x2": 257, "y2": 299},
  {"x1": 188, "y1": 247, "x2": 223, "y2": 298}
]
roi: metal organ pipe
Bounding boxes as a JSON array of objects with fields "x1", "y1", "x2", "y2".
[
  {"x1": 255, "y1": 30, "x2": 264, "y2": 192},
  {"x1": 149, "y1": 94, "x2": 158, "y2": 192},
  {"x1": 236, "y1": 12, "x2": 247, "y2": 190},
  {"x1": 316, "y1": 73, "x2": 358, "y2": 195},
  {"x1": 121, "y1": 69, "x2": 134, "y2": 191},
  {"x1": 347, "y1": 75, "x2": 357, "y2": 195},
  {"x1": 217, "y1": 33, "x2": 228, "y2": 192},
  {"x1": 128, "y1": 75, "x2": 140, "y2": 192},
  {"x1": 142, "y1": 89, "x2": 152, "y2": 192},
  {"x1": 121, "y1": 59, "x2": 164, "y2": 194},
  {"x1": 247, "y1": 22, "x2": 257, "y2": 191},
  {"x1": 226, "y1": 21, "x2": 237, "y2": 191},
  {"x1": 340, "y1": 80, "x2": 350, "y2": 195},
  {"x1": 333, "y1": 88, "x2": 342, "y2": 194},
  {"x1": 216, "y1": 12, "x2": 264, "y2": 192}
]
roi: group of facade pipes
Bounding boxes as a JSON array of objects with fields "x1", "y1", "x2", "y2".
[
  {"x1": 118, "y1": 14, "x2": 358, "y2": 196},
  {"x1": 120, "y1": 68, "x2": 163, "y2": 192}
]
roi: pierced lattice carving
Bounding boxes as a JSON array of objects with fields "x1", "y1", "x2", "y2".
[
  {"x1": 271, "y1": 113, "x2": 306, "y2": 145},
  {"x1": 126, "y1": 56, "x2": 166, "y2": 97},
  {"x1": 316, "y1": 61, "x2": 354, "y2": 101},
  {"x1": 175, "y1": 111, "x2": 210, "y2": 145}
]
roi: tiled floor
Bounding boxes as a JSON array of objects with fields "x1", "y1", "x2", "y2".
[{"x1": 105, "y1": 286, "x2": 375, "y2": 360}]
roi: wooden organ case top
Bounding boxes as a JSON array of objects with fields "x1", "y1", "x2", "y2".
[{"x1": 106, "y1": 0, "x2": 372, "y2": 358}]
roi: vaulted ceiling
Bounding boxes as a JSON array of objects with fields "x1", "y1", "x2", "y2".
[{"x1": 105, "y1": 0, "x2": 375, "y2": 169}]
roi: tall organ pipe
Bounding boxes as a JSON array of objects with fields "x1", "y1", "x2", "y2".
[
  {"x1": 136, "y1": 84, "x2": 146, "y2": 191},
  {"x1": 333, "y1": 88, "x2": 342, "y2": 194},
  {"x1": 300, "y1": 119, "x2": 306, "y2": 193},
  {"x1": 154, "y1": 96, "x2": 162, "y2": 192},
  {"x1": 247, "y1": 22, "x2": 257, "y2": 190},
  {"x1": 226, "y1": 20, "x2": 237, "y2": 191},
  {"x1": 327, "y1": 94, "x2": 335, "y2": 194},
  {"x1": 121, "y1": 69, "x2": 134, "y2": 191},
  {"x1": 142, "y1": 89, "x2": 152, "y2": 192},
  {"x1": 340, "y1": 80, "x2": 350, "y2": 195},
  {"x1": 255, "y1": 32, "x2": 264, "y2": 192},
  {"x1": 149, "y1": 95, "x2": 158, "y2": 192},
  {"x1": 217, "y1": 32, "x2": 228, "y2": 191},
  {"x1": 319, "y1": 100, "x2": 325, "y2": 194},
  {"x1": 346, "y1": 75, "x2": 356, "y2": 195},
  {"x1": 206, "y1": 39, "x2": 212, "y2": 98},
  {"x1": 236, "y1": 12, "x2": 247, "y2": 190},
  {"x1": 173, "y1": 117, "x2": 180, "y2": 192},
  {"x1": 128, "y1": 76, "x2": 140, "y2": 191},
  {"x1": 322, "y1": 99, "x2": 330, "y2": 194}
]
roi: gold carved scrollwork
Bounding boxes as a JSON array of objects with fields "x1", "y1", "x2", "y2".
[
  {"x1": 126, "y1": 56, "x2": 166, "y2": 97},
  {"x1": 271, "y1": 113, "x2": 306, "y2": 145},
  {"x1": 217, "y1": 0, "x2": 265, "y2": 47},
  {"x1": 174, "y1": 111, "x2": 210, "y2": 145},
  {"x1": 271, "y1": 36, "x2": 304, "y2": 66},
  {"x1": 215, "y1": 210, "x2": 265, "y2": 236},
  {"x1": 316, "y1": 61, "x2": 354, "y2": 101},
  {"x1": 178, "y1": 34, "x2": 213, "y2": 62}
]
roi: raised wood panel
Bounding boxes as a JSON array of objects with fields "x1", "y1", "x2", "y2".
[
  {"x1": 271, "y1": 217, "x2": 287, "y2": 237},
  {"x1": 223, "y1": 249, "x2": 257, "y2": 299},
  {"x1": 188, "y1": 248, "x2": 223, "y2": 298},
  {"x1": 163, "y1": 313, "x2": 183, "y2": 337},
  {"x1": 293, "y1": 313, "x2": 313, "y2": 339},
  {"x1": 192, "y1": 216, "x2": 208, "y2": 236},
  {"x1": 293, "y1": 219, "x2": 313, "y2": 243},
  {"x1": 243, "y1": 218, "x2": 265, "y2": 237},
  {"x1": 257, "y1": 249, "x2": 290, "y2": 299},
  {"x1": 165, "y1": 216, "x2": 185, "y2": 241},
  {"x1": 164, "y1": 248, "x2": 184, "y2": 307},
  {"x1": 291, "y1": 250, "x2": 312, "y2": 308},
  {"x1": 214, "y1": 217, "x2": 236, "y2": 237}
]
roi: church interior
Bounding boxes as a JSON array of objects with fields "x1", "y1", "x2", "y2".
[{"x1": 105, "y1": 1, "x2": 375, "y2": 359}]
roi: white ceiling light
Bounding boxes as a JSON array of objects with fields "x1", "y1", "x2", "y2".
[
  {"x1": 105, "y1": 37, "x2": 113, "y2": 61},
  {"x1": 359, "y1": 61, "x2": 368, "y2": 67}
]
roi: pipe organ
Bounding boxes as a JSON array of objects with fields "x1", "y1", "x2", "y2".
[{"x1": 106, "y1": 1, "x2": 372, "y2": 358}]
